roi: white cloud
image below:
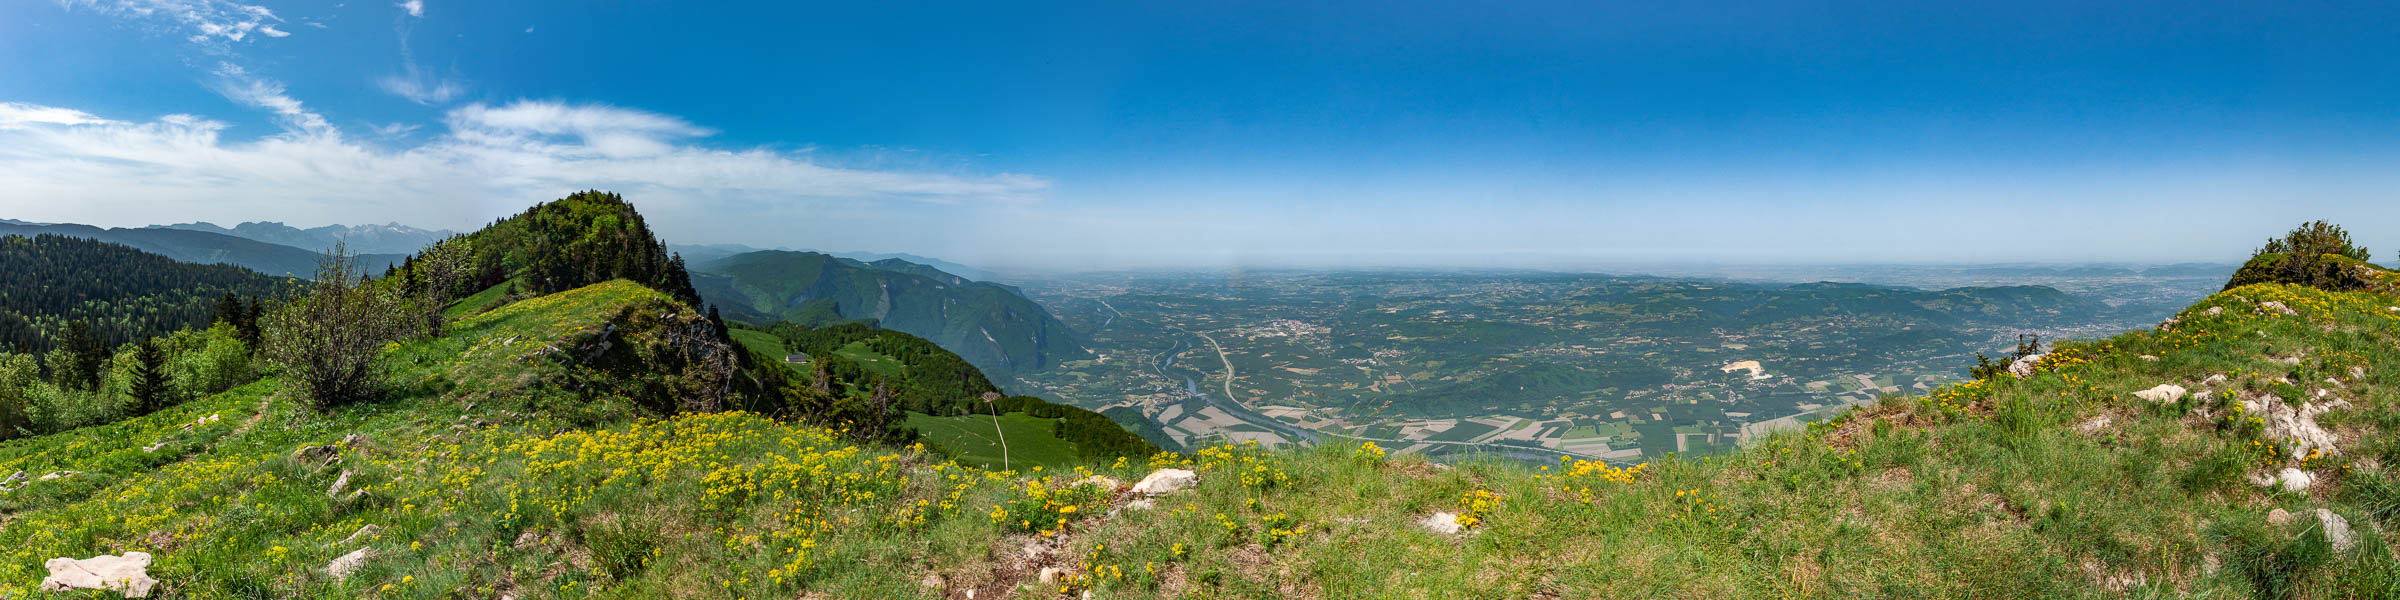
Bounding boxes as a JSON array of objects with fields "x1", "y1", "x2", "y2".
[
  {"x1": 397, "y1": 0, "x2": 422, "y2": 17},
  {"x1": 63, "y1": 0, "x2": 288, "y2": 45},
  {"x1": 0, "y1": 101, "x2": 1050, "y2": 232},
  {"x1": 0, "y1": 103, "x2": 122, "y2": 130},
  {"x1": 209, "y1": 63, "x2": 336, "y2": 137},
  {"x1": 447, "y1": 101, "x2": 714, "y2": 157},
  {"x1": 378, "y1": 71, "x2": 465, "y2": 105}
]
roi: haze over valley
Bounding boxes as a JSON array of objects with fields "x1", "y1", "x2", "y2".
[{"x1": 8, "y1": 2, "x2": 2400, "y2": 598}]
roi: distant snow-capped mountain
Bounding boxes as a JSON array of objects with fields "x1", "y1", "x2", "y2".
[{"x1": 152, "y1": 221, "x2": 458, "y2": 255}]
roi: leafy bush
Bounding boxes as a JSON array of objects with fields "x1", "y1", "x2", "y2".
[
  {"x1": 2226, "y1": 221, "x2": 2388, "y2": 291},
  {"x1": 1967, "y1": 334, "x2": 2042, "y2": 380},
  {"x1": 264, "y1": 244, "x2": 410, "y2": 409}
]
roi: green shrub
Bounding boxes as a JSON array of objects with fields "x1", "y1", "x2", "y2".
[{"x1": 2225, "y1": 221, "x2": 2389, "y2": 291}]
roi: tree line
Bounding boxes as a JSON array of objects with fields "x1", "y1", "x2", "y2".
[{"x1": 0, "y1": 234, "x2": 292, "y2": 354}]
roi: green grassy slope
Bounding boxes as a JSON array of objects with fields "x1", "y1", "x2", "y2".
[
  {"x1": 731, "y1": 320, "x2": 1159, "y2": 466},
  {"x1": 905, "y1": 411, "x2": 1086, "y2": 470},
  {"x1": 4, "y1": 276, "x2": 2398, "y2": 599}
]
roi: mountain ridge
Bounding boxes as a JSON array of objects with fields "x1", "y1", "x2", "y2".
[
  {"x1": 152, "y1": 221, "x2": 458, "y2": 255},
  {"x1": 692, "y1": 249, "x2": 1084, "y2": 379},
  {"x1": 0, "y1": 221, "x2": 405, "y2": 278}
]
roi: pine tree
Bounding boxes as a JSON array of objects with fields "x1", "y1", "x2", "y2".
[
  {"x1": 707, "y1": 305, "x2": 729, "y2": 342},
  {"x1": 59, "y1": 321, "x2": 108, "y2": 392},
  {"x1": 128, "y1": 336, "x2": 174, "y2": 415},
  {"x1": 214, "y1": 292, "x2": 245, "y2": 327},
  {"x1": 238, "y1": 297, "x2": 265, "y2": 349}
]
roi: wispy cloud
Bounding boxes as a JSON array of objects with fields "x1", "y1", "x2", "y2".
[
  {"x1": 210, "y1": 63, "x2": 336, "y2": 137},
  {"x1": 62, "y1": 0, "x2": 287, "y2": 45},
  {"x1": 0, "y1": 103, "x2": 122, "y2": 130},
  {"x1": 378, "y1": 0, "x2": 466, "y2": 105},
  {"x1": 0, "y1": 100, "x2": 1050, "y2": 230},
  {"x1": 378, "y1": 70, "x2": 465, "y2": 105},
  {"x1": 447, "y1": 101, "x2": 713, "y2": 157}
]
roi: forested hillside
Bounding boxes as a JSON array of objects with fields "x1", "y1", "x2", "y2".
[
  {"x1": 0, "y1": 221, "x2": 404, "y2": 278},
  {"x1": 448, "y1": 190, "x2": 703, "y2": 307},
  {"x1": 693, "y1": 250, "x2": 1083, "y2": 378},
  {"x1": 0, "y1": 235, "x2": 292, "y2": 353}
]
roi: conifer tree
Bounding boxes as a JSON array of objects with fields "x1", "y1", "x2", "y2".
[{"x1": 128, "y1": 336, "x2": 174, "y2": 415}]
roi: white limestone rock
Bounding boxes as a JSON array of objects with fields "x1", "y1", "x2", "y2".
[
  {"x1": 2008, "y1": 353, "x2": 2048, "y2": 379},
  {"x1": 325, "y1": 547, "x2": 374, "y2": 579},
  {"x1": 2132, "y1": 384, "x2": 2187, "y2": 404},
  {"x1": 2075, "y1": 416, "x2": 2111, "y2": 434},
  {"x1": 2277, "y1": 468, "x2": 2314, "y2": 494},
  {"x1": 2262, "y1": 301, "x2": 2297, "y2": 316},
  {"x1": 333, "y1": 524, "x2": 381, "y2": 547},
  {"x1": 2316, "y1": 509, "x2": 2355, "y2": 552},
  {"x1": 2240, "y1": 392, "x2": 2348, "y2": 460},
  {"x1": 39, "y1": 552, "x2": 157, "y2": 598},
  {"x1": 1419, "y1": 512, "x2": 1464, "y2": 535},
  {"x1": 1131, "y1": 469, "x2": 1199, "y2": 496},
  {"x1": 2205, "y1": 306, "x2": 2225, "y2": 316}
]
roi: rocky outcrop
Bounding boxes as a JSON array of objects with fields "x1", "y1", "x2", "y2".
[
  {"x1": 39, "y1": 552, "x2": 158, "y2": 598},
  {"x1": 567, "y1": 300, "x2": 742, "y2": 415},
  {"x1": 2240, "y1": 391, "x2": 2347, "y2": 459}
]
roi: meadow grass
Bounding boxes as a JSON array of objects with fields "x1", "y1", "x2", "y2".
[
  {"x1": 906, "y1": 411, "x2": 1084, "y2": 470},
  {"x1": 0, "y1": 281, "x2": 2395, "y2": 598}
]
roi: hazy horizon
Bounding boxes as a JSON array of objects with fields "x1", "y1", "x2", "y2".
[{"x1": 4, "y1": 1, "x2": 2395, "y2": 270}]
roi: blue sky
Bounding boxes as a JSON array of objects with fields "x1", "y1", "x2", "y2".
[{"x1": 1, "y1": 1, "x2": 2396, "y2": 269}]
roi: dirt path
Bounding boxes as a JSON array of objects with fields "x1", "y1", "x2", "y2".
[{"x1": 228, "y1": 392, "x2": 277, "y2": 437}]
